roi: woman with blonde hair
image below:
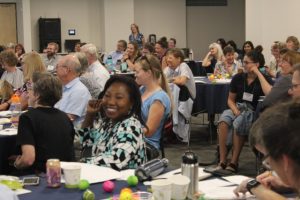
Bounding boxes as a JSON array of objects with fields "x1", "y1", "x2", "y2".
[
  {"x1": 15, "y1": 52, "x2": 46, "y2": 110},
  {"x1": 202, "y1": 42, "x2": 224, "y2": 73},
  {"x1": 22, "y1": 52, "x2": 46, "y2": 83},
  {"x1": 135, "y1": 55, "x2": 171, "y2": 156},
  {"x1": 0, "y1": 80, "x2": 14, "y2": 110}
]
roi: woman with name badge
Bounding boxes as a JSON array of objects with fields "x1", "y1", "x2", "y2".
[{"x1": 215, "y1": 50, "x2": 273, "y2": 173}]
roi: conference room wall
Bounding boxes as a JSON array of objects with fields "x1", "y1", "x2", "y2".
[
  {"x1": 29, "y1": 0, "x2": 186, "y2": 53},
  {"x1": 246, "y1": 0, "x2": 300, "y2": 62},
  {"x1": 134, "y1": 0, "x2": 186, "y2": 49},
  {"x1": 187, "y1": 0, "x2": 245, "y2": 61},
  {"x1": 30, "y1": 0, "x2": 103, "y2": 52}
]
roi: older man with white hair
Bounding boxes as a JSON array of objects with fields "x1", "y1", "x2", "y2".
[
  {"x1": 81, "y1": 43, "x2": 109, "y2": 93},
  {"x1": 55, "y1": 55, "x2": 91, "y2": 126}
]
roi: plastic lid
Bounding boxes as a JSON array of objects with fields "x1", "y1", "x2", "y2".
[
  {"x1": 182, "y1": 151, "x2": 198, "y2": 164},
  {"x1": 11, "y1": 94, "x2": 20, "y2": 103}
]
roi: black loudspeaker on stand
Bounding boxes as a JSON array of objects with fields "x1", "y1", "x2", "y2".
[{"x1": 38, "y1": 18, "x2": 61, "y2": 53}]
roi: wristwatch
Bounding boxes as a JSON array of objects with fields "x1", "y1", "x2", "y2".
[{"x1": 246, "y1": 179, "x2": 261, "y2": 194}]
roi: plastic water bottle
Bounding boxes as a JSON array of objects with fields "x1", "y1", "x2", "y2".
[
  {"x1": 115, "y1": 59, "x2": 122, "y2": 72},
  {"x1": 105, "y1": 55, "x2": 115, "y2": 73},
  {"x1": 189, "y1": 49, "x2": 194, "y2": 61},
  {"x1": 121, "y1": 61, "x2": 128, "y2": 73},
  {"x1": 134, "y1": 158, "x2": 169, "y2": 181},
  {"x1": 181, "y1": 151, "x2": 199, "y2": 199},
  {"x1": 9, "y1": 94, "x2": 22, "y2": 127}
]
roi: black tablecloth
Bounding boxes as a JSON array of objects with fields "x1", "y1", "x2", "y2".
[
  {"x1": 0, "y1": 135, "x2": 17, "y2": 174},
  {"x1": 19, "y1": 176, "x2": 147, "y2": 200},
  {"x1": 192, "y1": 78, "x2": 230, "y2": 115}
]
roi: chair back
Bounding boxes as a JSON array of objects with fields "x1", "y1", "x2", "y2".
[{"x1": 186, "y1": 61, "x2": 206, "y2": 76}]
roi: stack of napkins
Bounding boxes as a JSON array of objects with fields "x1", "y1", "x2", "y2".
[
  {"x1": 0, "y1": 118, "x2": 11, "y2": 125},
  {"x1": 0, "y1": 128, "x2": 17, "y2": 136}
]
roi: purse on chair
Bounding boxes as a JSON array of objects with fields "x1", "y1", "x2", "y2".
[{"x1": 145, "y1": 142, "x2": 160, "y2": 161}]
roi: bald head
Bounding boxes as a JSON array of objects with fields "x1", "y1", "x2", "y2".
[
  {"x1": 61, "y1": 55, "x2": 81, "y2": 74},
  {"x1": 56, "y1": 55, "x2": 81, "y2": 84},
  {"x1": 80, "y1": 43, "x2": 98, "y2": 65}
]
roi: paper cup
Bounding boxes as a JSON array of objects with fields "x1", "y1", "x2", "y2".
[
  {"x1": 169, "y1": 174, "x2": 190, "y2": 200},
  {"x1": 151, "y1": 179, "x2": 172, "y2": 200},
  {"x1": 62, "y1": 165, "x2": 81, "y2": 188}
]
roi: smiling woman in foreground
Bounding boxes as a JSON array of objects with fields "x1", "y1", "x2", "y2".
[{"x1": 78, "y1": 75, "x2": 147, "y2": 171}]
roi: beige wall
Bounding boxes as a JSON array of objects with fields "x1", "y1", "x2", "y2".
[
  {"x1": 29, "y1": 0, "x2": 186, "y2": 53},
  {"x1": 134, "y1": 0, "x2": 186, "y2": 49},
  {"x1": 103, "y1": 0, "x2": 134, "y2": 53},
  {"x1": 246, "y1": 0, "x2": 300, "y2": 62},
  {"x1": 187, "y1": 0, "x2": 245, "y2": 60},
  {"x1": 30, "y1": 0, "x2": 103, "y2": 52}
]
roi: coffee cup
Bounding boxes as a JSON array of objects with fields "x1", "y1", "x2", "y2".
[
  {"x1": 151, "y1": 179, "x2": 172, "y2": 200},
  {"x1": 62, "y1": 165, "x2": 81, "y2": 188}
]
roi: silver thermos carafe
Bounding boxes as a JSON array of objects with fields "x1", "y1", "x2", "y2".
[{"x1": 181, "y1": 151, "x2": 199, "y2": 200}]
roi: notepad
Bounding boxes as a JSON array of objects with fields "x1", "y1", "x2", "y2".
[{"x1": 60, "y1": 162, "x2": 121, "y2": 184}]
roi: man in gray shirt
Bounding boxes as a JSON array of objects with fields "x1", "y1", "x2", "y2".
[{"x1": 41, "y1": 42, "x2": 61, "y2": 73}]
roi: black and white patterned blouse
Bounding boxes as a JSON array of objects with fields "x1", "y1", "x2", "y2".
[{"x1": 78, "y1": 115, "x2": 147, "y2": 171}]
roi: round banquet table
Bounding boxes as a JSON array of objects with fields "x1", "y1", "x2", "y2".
[
  {"x1": 19, "y1": 176, "x2": 148, "y2": 200},
  {"x1": 192, "y1": 77, "x2": 231, "y2": 115}
]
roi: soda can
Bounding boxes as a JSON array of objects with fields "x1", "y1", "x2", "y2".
[{"x1": 46, "y1": 159, "x2": 61, "y2": 187}]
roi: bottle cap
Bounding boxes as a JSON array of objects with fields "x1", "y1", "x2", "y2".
[
  {"x1": 11, "y1": 94, "x2": 20, "y2": 103},
  {"x1": 182, "y1": 151, "x2": 198, "y2": 164}
]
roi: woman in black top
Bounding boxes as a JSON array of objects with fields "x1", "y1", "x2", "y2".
[{"x1": 13, "y1": 72, "x2": 75, "y2": 174}]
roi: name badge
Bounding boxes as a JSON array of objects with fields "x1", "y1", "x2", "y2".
[
  {"x1": 47, "y1": 65, "x2": 54, "y2": 71},
  {"x1": 243, "y1": 92, "x2": 253, "y2": 102}
]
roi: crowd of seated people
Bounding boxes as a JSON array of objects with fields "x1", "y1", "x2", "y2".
[{"x1": 2, "y1": 26, "x2": 300, "y2": 190}]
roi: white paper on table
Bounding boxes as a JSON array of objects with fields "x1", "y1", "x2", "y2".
[
  {"x1": 223, "y1": 175, "x2": 251, "y2": 185},
  {"x1": 0, "y1": 111, "x2": 25, "y2": 118},
  {"x1": 199, "y1": 178, "x2": 235, "y2": 188},
  {"x1": 194, "y1": 80, "x2": 207, "y2": 84},
  {"x1": 199, "y1": 179, "x2": 255, "y2": 199},
  {"x1": 60, "y1": 162, "x2": 121, "y2": 184},
  {"x1": 0, "y1": 128, "x2": 17, "y2": 136},
  {"x1": 15, "y1": 189, "x2": 31, "y2": 195},
  {"x1": 155, "y1": 167, "x2": 211, "y2": 181},
  {"x1": 199, "y1": 185, "x2": 254, "y2": 200},
  {"x1": 0, "y1": 118, "x2": 10, "y2": 125},
  {"x1": 118, "y1": 169, "x2": 135, "y2": 180},
  {"x1": 215, "y1": 79, "x2": 231, "y2": 83},
  {"x1": 194, "y1": 77, "x2": 207, "y2": 84}
]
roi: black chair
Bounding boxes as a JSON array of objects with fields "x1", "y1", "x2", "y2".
[{"x1": 185, "y1": 60, "x2": 206, "y2": 76}]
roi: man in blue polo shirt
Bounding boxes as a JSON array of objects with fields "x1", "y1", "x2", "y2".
[{"x1": 55, "y1": 55, "x2": 91, "y2": 127}]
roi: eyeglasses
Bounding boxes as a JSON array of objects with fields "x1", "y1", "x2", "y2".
[
  {"x1": 26, "y1": 82, "x2": 33, "y2": 91},
  {"x1": 290, "y1": 83, "x2": 300, "y2": 90},
  {"x1": 262, "y1": 153, "x2": 271, "y2": 170},
  {"x1": 243, "y1": 61, "x2": 255, "y2": 65}
]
